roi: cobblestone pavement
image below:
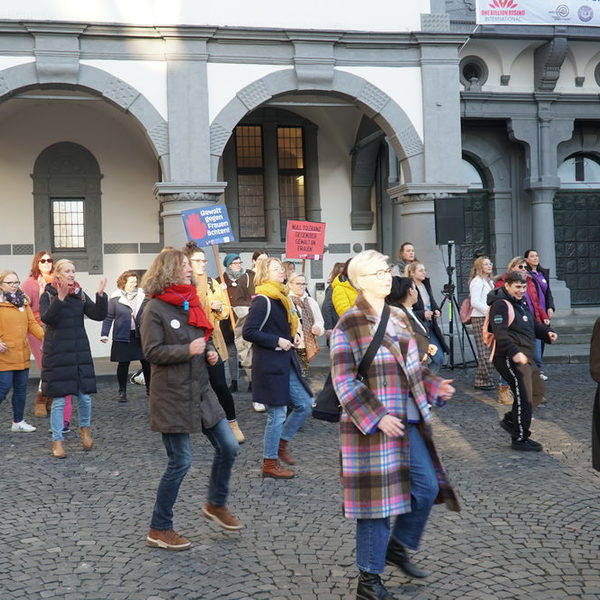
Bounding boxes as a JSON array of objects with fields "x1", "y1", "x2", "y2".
[{"x1": 1, "y1": 364, "x2": 599, "y2": 600}]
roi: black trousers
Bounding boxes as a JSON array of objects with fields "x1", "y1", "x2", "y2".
[
  {"x1": 117, "y1": 360, "x2": 151, "y2": 392},
  {"x1": 493, "y1": 356, "x2": 543, "y2": 441},
  {"x1": 208, "y1": 361, "x2": 236, "y2": 421}
]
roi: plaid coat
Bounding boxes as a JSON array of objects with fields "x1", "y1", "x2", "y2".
[{"x1": 330, "y1": 294, "x2": 460, "y2": 519}]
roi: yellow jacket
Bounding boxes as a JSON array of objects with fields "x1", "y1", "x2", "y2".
[
  {"x1": 0, "y1": 300, "x2": 44, "y2": 371},
  {"x1": 197, "y1": 277, "x2": 231, "y2": 361},
  {"x1": 332, "y1": 274, "x2": 359, "y2": 317}
]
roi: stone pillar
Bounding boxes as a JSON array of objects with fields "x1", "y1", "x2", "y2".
[{"x1": 491, "y1": 188, "x2": 513, "y2": 271}]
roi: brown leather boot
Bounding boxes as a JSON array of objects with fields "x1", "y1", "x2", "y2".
[
  {"x1": 262, "y1": 458, "x2": 294, "y2": 479},
  {"x1": 80, "y1": 427, "x2": 93, "y2": 451},
  {"x1": 52, "y1": 441, "x2": 66, "y2": 459},
  {"x1": 34, "y1": 392, "x2": 48, "y2": 417},
  {"x1": 278, "y1": 439, "x2": 296, "y2": 465}
]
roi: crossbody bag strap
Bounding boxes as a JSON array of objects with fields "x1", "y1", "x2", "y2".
[{"x1": 356, "y1": 303, "x2": 390, "y2": 382}]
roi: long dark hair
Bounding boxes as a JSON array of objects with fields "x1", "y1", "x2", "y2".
[
  {"x1": 523, "y1": 249, "x2": 545, "y2": 272},
  {"x1": 386, "y1": 276, "x2": 414, "y2": 307}
]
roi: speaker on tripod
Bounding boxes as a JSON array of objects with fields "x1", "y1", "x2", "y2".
[{"x1": 433, "y1": 197, "x2": 476, "y2": 369}]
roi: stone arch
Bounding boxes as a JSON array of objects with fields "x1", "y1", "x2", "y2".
[
  {"x1": 209, "y1": 68, "x2": 424, "y2": 183},
  {"x1": 0, "y1": 61, "x2": 169, "y2": 178}
]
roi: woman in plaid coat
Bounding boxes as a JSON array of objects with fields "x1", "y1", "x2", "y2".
[{"x1": 330, "y1": 250, "x2": 459, "y2": 600}]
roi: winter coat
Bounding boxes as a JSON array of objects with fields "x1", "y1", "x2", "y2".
[
  {"x1": 288, "y1": 291, "x2": 324, "y2": 350},
  {"x1": 242, "y1": 294, "x2": 312, "y2": 407},
  {"x1": 486, "y1": 287, "x2": 552, "y2": 359},
  {"x1": 21, "y1": 276, "x2": 44, "y2": 321},
  {"x1": 590, "y1": 318, "x2": 600, "y2": 471},
  {"x1": 141, "y1": 298, "x2": 225, "y2": 433},
  {"x1": 101, "y1": 288, "x2": 146, "y2": 343},
  {"x1": 332, "y1": 274, "x2": 358, "y2": 316},
  {"x1": 322, "y1": 284, "x2": 339, "y2": 331},
  {"x1": 494, "y1": 272, "x2": 548, "y2": 323},
  {"x1": 0, "y1": 297, "x2": 44, "y2": 371},
  {"x1": 40, "y1": 285, "x2": 108, "y2": 397},
  {"x1": 412, "y1": 278, "x2": 449, "y2": 354},
  {"x1": 330, "y1": 293, "x2": 459, "y2": 519},
  {"x1": 469, "y1": 276, "x2": 493, "y2": 318},
  {"x1": 219, "y1": 271, "x2": 253, "y2": 308},
  {"x1": 526, "y1": 266, "x2": 554, "y2": 312},
  {"x1": 203, "y1": 277, "x2": 230, "y2": 361}
]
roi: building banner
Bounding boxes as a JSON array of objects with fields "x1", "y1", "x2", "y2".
[
  {"x1": 181, "y1": 204, "x2": 234, "y2": 246},
  {"x1": 285, "y1": 220, "x2": 326, "y2": 260},
  {"x1": 476, "y1": 0, "x2": 600, "y2": 26}
]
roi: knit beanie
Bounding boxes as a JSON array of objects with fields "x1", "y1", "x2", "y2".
[{"x1": 223, "y1": 253, "x2": 240, "y2": 268}]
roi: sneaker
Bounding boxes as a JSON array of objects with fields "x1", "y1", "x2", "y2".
[
  {"x1": 540, "y1": 373, "x2": 548, "y2": 381},
  {"x1": 11, "y1": 420, "x2": 36, "y2": 433},
  {"x1": 511, "y1": 438, "x2": 543, "y2": 452},
  {"x1": 202, "y1": 502, "x2": 243, "y2": 531},
  {"x1": 252, "y1": 402, "x2": 266, "y2": 412},
  {"x1": 146, "y1": 529, "x2": 191, "y2": 551},
  {"x1": 62, "y1": 421, "x2": 71, "y2": 434}
]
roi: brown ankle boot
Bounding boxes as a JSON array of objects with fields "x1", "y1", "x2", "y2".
[
  {"x1": 278, "y1": 439, "x2": 296, "y2": 465},
  {"x1": 262, "y1": 458, "x2": 294, "y2": 479},
  {"x1": 80, "y1": 427, "x2": 93, "y2": 451},
  {"x1": 52, "y1": 441, "x2": 66, "y2": 459},
  {"x1": 34, "y1": 392, "x2": 48, "y2": 417}
]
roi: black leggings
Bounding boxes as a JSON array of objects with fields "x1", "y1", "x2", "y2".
[
  {"x1": 208, "y1": 361, "x2": 236, "y2": 421},
  {"x1": 117, "y1": 360, "x2": 151, "y2": 392}
]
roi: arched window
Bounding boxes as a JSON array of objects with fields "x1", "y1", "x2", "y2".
[
  {"x1": 558, "y1": 153, "x2": 600, "y2": 186},
  {"x1": 33, "y1": 142, "x2": 103, "y2": 274},
  {"x1": 462, "y1": 158, "x2": 484, "y2": 190}
]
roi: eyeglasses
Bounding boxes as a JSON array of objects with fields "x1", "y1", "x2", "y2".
[
  {"x1": 362, "y1": 268, "x2": 392, "y2": 280},
  {"x1": 517, "y1": 265, "x2": 527, "y2": 270},
  {"x1": 230, "y1": 260, "x2": 242, "y2": 265},
  {"x1": 291, "y1": 282, "x2": 307, "y2": 286},
  {"x1": 191, "y1": 259, "x2": 208, "y2": 263},
  {"x1": 1, "y1": 280, "x2": 20, "y2": 286},
  {"x1": 39, "y1": 258, "x2": 53, "y2": 264}
]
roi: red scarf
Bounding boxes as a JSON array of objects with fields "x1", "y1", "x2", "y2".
[
  {"x1": 154, "y1": 284, "x2": 213, "y2": 339},
  {"x1": 52, "y1": 277, "x2": 82, "y2": 297}
]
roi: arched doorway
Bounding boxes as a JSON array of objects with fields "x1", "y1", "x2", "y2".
[
  {"x1": 555, "y1": 153, "x2": 600, "y2": 305},
  {"x1": 456, "y1": 157, "x2": 491, "y2": 295}
]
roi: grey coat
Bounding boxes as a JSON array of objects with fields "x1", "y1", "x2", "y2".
[{"x1": 140, "y1": 298, "x2": 225, "y2": 433}]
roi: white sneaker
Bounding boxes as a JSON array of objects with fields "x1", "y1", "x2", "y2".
[
  {"x1": 252, "y1": 402, "x2": 266, "y2": 412},
  {"x1": 11, "y1": 420, "x2": 37, "y2": 432},
  {"x1": 540, "y1": 373, "x2": 548, "y2": 381}
]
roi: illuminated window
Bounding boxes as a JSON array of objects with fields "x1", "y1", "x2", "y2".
[
  {"x1": 52, "y1": 199, "x2": 85, "y2": 250},
  {"x1": 278, "y1": 127, "x2": 305, "y2": 238}
]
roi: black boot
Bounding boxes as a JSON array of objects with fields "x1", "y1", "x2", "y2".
[
  {"x1": 356, "y1": 571, "x2": 396, "y2": 600},
  {"x1": 117, "y1": 390, "x2": 128, "y2": 403},
  {"x1": 229, "y1": 380, "x2": 238, "y2": 393},
  {"x1": 385, "y1": 538, "x2": 427, "y2": 579}
]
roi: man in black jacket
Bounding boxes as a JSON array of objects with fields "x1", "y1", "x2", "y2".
[{"x1": 487, "y1": 271, "x2": 557, "y2": 451}]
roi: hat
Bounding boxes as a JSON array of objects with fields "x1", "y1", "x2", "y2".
[{"x1": 223, "y1": 253, "x2": 240, "y2": 268}]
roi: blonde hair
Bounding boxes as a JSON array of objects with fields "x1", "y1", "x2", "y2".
[
  {"x1": 405, "y1": 261, "x2": 425, "y2": 280},
  {"x1": 347, "y1": 250, "x2": 389, "y2": 291},
  {"x1": 507, "y1": 256, "x2": 525, "y2": 271},
  {"x1": 0, "y1": 270, "x2": 18, "y2": 285},
  {"x1": 253, "y1": 257, "x2": 283, "y2": 287},
  {"x1": 141, "y1": 249, "x2": 186, "y2": 295},
  {"x1": 469, "y1": 256, "x2": 492, "y2": 282},
  {"x1": 53, "y1": 259, "x2": 75, "y2": 278}
]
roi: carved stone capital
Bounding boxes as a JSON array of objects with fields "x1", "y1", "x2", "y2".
[{"x1": 154, "y1": 182, "x2": 227, "y2": 205}]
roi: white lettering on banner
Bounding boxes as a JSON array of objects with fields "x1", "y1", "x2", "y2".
[{"x1": 476, "y1": 0, "x2": 600, "y2": 26}]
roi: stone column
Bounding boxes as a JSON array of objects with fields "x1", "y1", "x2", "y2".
[{"x1": 490, "y1": 188, "x2": 513, "y2": 271}]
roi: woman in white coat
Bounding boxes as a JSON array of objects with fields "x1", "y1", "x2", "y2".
[
  {"x1": 287, "y1": 272, "x2": 324, "y2": 378},
  {"x1": 468, "y1": 256, "x2": 496, "y2": 390}
]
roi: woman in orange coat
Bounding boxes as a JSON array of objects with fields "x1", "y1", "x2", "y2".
[{"x1": 0, "y1": 270, "x2": 44, "y2": 432}]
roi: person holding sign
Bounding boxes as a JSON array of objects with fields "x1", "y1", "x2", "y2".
[{"x1": 242, "y1": 257, "x2": 313, "y2": 479}]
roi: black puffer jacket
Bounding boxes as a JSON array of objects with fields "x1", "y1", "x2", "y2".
[
  {"x1": 486, "y1": 287, "x2": 551, "y2": 359},
  {"x1": 40, "y1": 285, "x2": 108, "y2": 397}
]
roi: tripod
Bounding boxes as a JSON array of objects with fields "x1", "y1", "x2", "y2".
[{"x1": 438, "y1": 242, "x2": 477, "y2": 369}]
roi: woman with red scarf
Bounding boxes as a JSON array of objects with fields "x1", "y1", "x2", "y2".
[
  {"x1": 40, "y1": 259, "x2": 107, "y2": 458},
  {"x1": 141, "y1": 249, "x2": 241, "y2": 552}
]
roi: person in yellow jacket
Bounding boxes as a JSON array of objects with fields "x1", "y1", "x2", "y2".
[
  {"x1": 0, "y1": 270, "x2": 44, "y2": 432},
  {"x1": 332, "y1": 259, "x2": 359, "y2": 317},
  {"x1": 183, "y1": 243, "x2": 245, "y2": 443}
]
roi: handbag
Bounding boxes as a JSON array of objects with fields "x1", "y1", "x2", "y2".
[
  {"x1": 234, "y1": 295, "x2": 271, "y2": 369},
  {"x1": 312, "y1": 304, "x2": 390, "y2": 423},
  {"x1": 459, "y1": 296, "x2": 473, "y2": 325}
]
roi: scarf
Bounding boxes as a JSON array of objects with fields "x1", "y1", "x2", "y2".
[
  {"x1": 291, "y1": 294, "x2": 320, "y2": 362},
  {"x1": 3, "y1": 289, "x2": 27, "y2": 308},
  {"x1": 52, "y1": 277, "x2": 82, "y2": 297},
  {"x1": 225, "y1": 266, "x2": 246, "y2": 282},
  {"x1": 154, "y1": 284, "x2": 213, "y2": 339},
  {"x1": 255, "y1": 281, "x2": 299, "y2": 338}
]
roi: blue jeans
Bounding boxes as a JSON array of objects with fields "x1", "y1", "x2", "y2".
[
  {"x1": 0, "y1": 369, "x2": 29, "y2": 423},
  {"x1": 428, "y1": 326, "x2": 444, "y2": 373},
  {"x1": 355, "y1": 425, "x2": 439, "y2": 573},
  {"x1": 263, "y1": 369, "x2": 313, "y2": 459},
  {"x1": 150, "y1": 419, "x2": 239, "y2": 530},
  {"x1": 51, "y1": 392, "x2": 91, "y2": 441}
]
